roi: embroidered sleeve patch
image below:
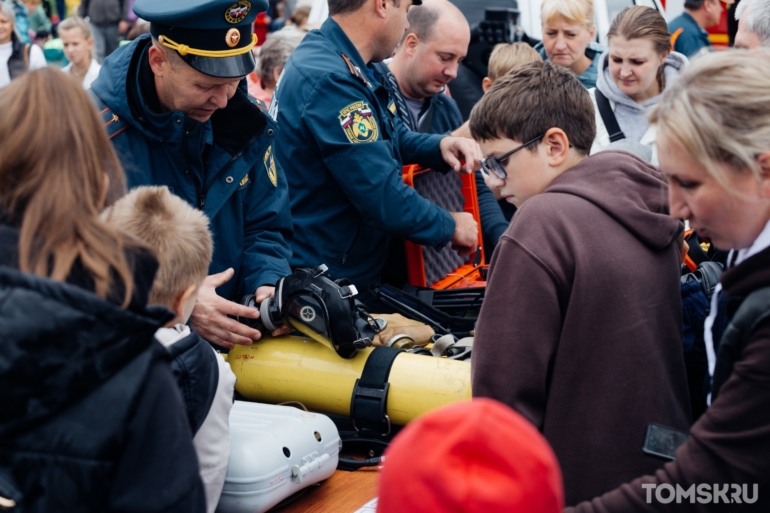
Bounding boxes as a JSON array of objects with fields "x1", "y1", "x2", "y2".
[
  {"x1": 339, "y1": 101, "x2": 379, "y2": 143},
  {"x1": 264, "y1": 146, "x2": 277, "y2": 187}
]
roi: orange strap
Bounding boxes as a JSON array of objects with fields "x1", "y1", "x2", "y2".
[
  {"x1": 671, "y1": 28, "x2": 684, "y2": 51},
  {"x1": 681, "y1": 230, "x2": 700, "y2": 272}
]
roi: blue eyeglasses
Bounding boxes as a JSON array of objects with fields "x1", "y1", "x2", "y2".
[{"x1": 479, "y1": 134, "x2": 545, "y2": 180}]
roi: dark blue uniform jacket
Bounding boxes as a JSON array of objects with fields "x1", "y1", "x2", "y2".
[
  {"x1": 669, "y1": 12, "x2": 712, "y2": 58},
  {"x1": 272, "y1": 18, "x2": 456, "y2": 291},
  {"x1": 373, "y1": 61, "x2": 509, "y2": 258},
  {"x1": 91, "y1": 35, "x2": 293, "y2": 302}
]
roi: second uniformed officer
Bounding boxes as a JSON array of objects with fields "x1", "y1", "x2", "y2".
[
  {"x1": 271, "y1": 0, "x2": 481, "y2": 298},
  {"x1": 91, "y1": 0, "x2": 292, "y2": 348}
]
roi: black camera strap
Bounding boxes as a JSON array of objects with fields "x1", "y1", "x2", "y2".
[{"x1": 595, "y1": 89, "x2": 626, "y2": 143}]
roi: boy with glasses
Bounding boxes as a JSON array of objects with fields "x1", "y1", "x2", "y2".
[{"x1": 469, "y1": 61, "x2": 691, "y2": 506}]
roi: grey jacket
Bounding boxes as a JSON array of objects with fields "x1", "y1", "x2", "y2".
[
  {"x1": 595, "y1": 51, "x2": 687, "y2": 141},
  {"x1": 589, "y1": 51, "x2": 688, "y2": 163}
]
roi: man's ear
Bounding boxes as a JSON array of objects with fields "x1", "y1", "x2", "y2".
[
  {"x1": 756, "y1": 151, "x2": 770, "y2": 198},
  {"x1": 148, "y1": 43, "x2": 167, "y2": 77},
  {"x1": 482, "y1": 76, "x2": 493, "y2": 92},
  {"x1": 373, "y1": 0, "x2": 389, "y2": 19},
  {"x1": 706, "y1": 0, "x2": 721, "y2": 16},
  {"x1": 404, "y1": 33, "x2": 420, "y2": 55},
  {"x1": 543, "y1": 127, "x2": 571, "y2": 168}
]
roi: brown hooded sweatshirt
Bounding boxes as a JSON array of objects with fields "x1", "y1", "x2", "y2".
[
  {"x1": 472, "y1": 151, "x2": 691, "y2": 506},
  {"x1": 568, "y1": 246, "x2": 770, "y2": 513}
]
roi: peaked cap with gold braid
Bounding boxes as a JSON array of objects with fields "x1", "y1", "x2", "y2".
[{"x1": 133, "y1": 0, "x2": 267, "y2": 78}]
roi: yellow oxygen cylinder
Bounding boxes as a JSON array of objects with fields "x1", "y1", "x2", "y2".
[{"x1": 229, "y1": 335, "x2": 471, "y2": 426}]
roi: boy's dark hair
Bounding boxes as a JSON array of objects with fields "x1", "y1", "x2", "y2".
[
  {"x1": 329, "y1": 0, "x2": 400, "y2": 16},
  {"x1": 469, "y1": 61, "x2": 596, "y2": 155}
]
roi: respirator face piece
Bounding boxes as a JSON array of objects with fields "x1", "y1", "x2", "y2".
[{"x1": 239, "y1": 265, "x2": 383, "y2": 358}]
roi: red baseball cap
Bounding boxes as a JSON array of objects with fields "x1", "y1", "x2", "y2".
[{"x1": 377, "y1": 398, "x2": 564, "y2": 513}]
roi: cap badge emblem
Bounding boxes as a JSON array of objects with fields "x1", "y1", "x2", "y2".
[
  {"x1": 225, "y1": 0, "x2": 251, "y2": 24},
  {"x1": 226, "y1": 28, "x2": 241, "y2": 47}
]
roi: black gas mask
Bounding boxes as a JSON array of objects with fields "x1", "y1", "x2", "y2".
[{"x1": 238, "y1": 265, "x2": 384, "y2": 358}]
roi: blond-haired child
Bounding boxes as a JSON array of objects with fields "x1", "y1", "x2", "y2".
[{"x1": 104, "y1": 186, "x2": 235, "y2": 513}]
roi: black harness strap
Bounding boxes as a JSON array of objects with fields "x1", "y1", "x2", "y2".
[
  {"x1": 595, "y1": 89, "x2": 626, "y2": 143},
  {"x1": 349, "y1": 346, "x2": 403, "y2": 435}
]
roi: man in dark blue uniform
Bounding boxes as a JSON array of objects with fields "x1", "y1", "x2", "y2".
[
  {"x1": 272, "y1": 0, "x2": 481, "y2": 297},
  {"x1": 91, "y1": 0, "x2": 292, "y2": 348},
  {"x1": 668, "y1": 0, "x2": 731, "y2": 57},
  {"x1": 377, "y1": 0, "x2": 509, "y2": 259}
]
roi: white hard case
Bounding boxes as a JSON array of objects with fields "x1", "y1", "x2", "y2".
[{"x1": 216, "y1": 401, "x2": 341, "y2": 513}]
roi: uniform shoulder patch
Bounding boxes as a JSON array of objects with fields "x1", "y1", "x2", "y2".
[
  {"x1": 246, "y1": 94, "x2": 269, "y2": 113},
  {"x1": 388, "y1": 97, "x2": 397, "y2": 115},
  {"x1": 339, "y1": 101, "x2": 379, "y2": 144},
  {"x1": 264, "y1": 146, "x2": 277, "y2": 187}
]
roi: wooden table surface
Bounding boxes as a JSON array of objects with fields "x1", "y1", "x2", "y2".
[{"x1": 275, "y1": 468, "x2": 379, "y2": 513}]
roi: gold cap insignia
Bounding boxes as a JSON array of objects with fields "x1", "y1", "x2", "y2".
[{"x1": 226, "y1": 28, "x2": 241, "y2": 48}]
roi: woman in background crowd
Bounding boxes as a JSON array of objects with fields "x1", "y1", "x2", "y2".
[
  {"x1": 287, "y1": 4, "x2": 310, "y2": 31},
  {"x1": 247, "y1": 29, "x2": 304, "y2": 106},
  {"x1": 535, "y1": 0, "x2": 604, "y2": 88},
  {"x1": 589, "y1": 6, "x2": 687, "y2": 163},
  {"x1": 23, "y1": 0, "x2": 50, "y2": 35},
  {"x1": 0, "y1": 1, "x2": 46, "y2": 89},
  {"x1": 570, "y1": 49, "x2": 770, "y2": 512},
  {"x1": 0, "y1": 68, "x2": 205, "y2": 513}
]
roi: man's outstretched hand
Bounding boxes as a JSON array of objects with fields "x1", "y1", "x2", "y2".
[
  {"x1": 440, "y1": 136, "x2": 482, "y2": 175},
  {"x1": 190, "y1": 268, "x2": 263, "y2": 349}
]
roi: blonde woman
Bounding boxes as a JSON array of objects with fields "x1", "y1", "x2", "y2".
[
  {"x1": 570, "y1": 49, "x2": 770, "y2": 512},
  {"x1": 535, "y1": 0, "x2": 604, "y2": 88}
]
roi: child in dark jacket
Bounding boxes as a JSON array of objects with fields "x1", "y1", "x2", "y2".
[
  {"x1": 103, "y1": 186, "x2": 236, "y2": 513},
  {"x1": 0, "y1": 68, "x2": 204, "y2": 513}
]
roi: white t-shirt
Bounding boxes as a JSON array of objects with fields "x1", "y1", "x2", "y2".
[
  {"x1": 0, "y1": 40, "x2": 47, "y2": 89},
  {"x1": 704, "y1": 219, "x2": 770, "y2": 404},
  {"x1": 155, "y1": 324, "x2": 236, "y2": 513},
  {"x1": 63, "y1": 58, "x2": 101, "y2": 90}
]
